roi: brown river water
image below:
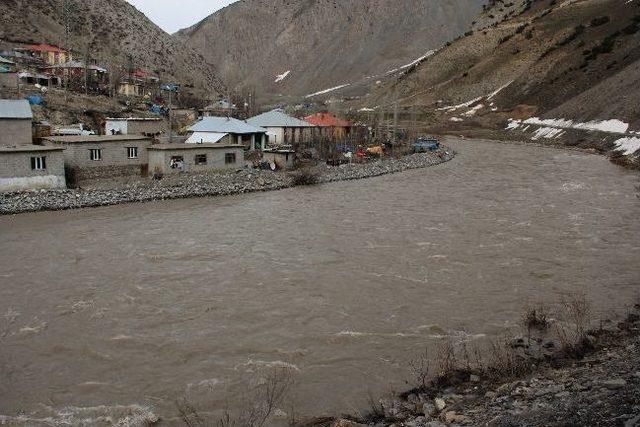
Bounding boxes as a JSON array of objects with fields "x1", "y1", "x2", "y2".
[{"x1": 1, "y1": 138, "x2": 639, "y2": 424}]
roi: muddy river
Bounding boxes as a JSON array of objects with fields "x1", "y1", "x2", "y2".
[{"x1": 1, "y1": 139, "x2": 638, "y2": 424}]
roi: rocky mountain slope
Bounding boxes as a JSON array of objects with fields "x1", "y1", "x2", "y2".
[
  {"x1": 176, "y1": 0, "x2": 484, "y2": 103},
  {"x1": 0, "y1": 0, "x2": 226, "y2": 98},
  {"x1": 352, "y1": 0, "x2": 640, "y2": 165}
]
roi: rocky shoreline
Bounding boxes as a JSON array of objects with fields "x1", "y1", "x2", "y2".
[
  {"x1": 0, "y1": 149, "x2": 454, "y2": 215},
  {"x1": 321, "y1": 304, "x2": 640, "y2": 427}
]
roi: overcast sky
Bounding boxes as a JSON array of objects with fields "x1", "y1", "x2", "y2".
[{"x1": 125, "y1": 0, "x2": 238, "y2": 33}]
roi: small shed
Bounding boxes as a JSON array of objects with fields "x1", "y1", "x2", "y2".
[
  {"x1": 262, "y1": 148, "x2": 296, "y2": 170},
  {"x1": 148, "y1": 144, "x2": 244, "y2": 175},
  {"x1": 0, "y1": 99, "x2": 33, "y2": 145},
  {"x1": 105, "y1": 117, "x2": 167, "y2": 137}
]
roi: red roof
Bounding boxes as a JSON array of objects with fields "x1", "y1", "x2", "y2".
[
  {"x1": 23, "y1": 44, "x2": 67, "y2": 53},
  {"x1": 132, "y1": 69, "x2": 158, "y2": 80},
  {"x1": 304, "y1": 112, "x2": 353, "y2": 127}
]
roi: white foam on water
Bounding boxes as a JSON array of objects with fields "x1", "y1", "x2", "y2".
[{"x1": 0, "y1": 404, "x2": 158, "y2": 427}]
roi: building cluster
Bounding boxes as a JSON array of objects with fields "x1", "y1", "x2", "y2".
[
  {"x1": 0, "y1": 43, "x2": 161, "y2": 97},
  {"x1": 0, "y1": 98, "x2": 355, "y2": 193}
]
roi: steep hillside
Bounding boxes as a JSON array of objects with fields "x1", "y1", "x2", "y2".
[
  {"x1": 356, "y1": 0, "x2": 640, "y2": 165},
  {"x1": 176, "y1": 0, "x2": 484, "y2": 102},
  {"x1": 0, "y1": 0, "x2": 226, "y2": 98}
]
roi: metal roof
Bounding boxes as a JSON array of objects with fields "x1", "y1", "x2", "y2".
[
  {"x1": 44, "y1": 135, "x2": 151, "y2": 143},
  {"x1": 0, "y1": 56, "x2": 15, "y2": 65},
  {"x1": 0, "y1": 100, "x2": 33, "y2": 119},
  {"x1": 148, "y1": 143, "x2": 243, "y2": 151},
  {"x1": 247, "y1": 109, "x2": 315, "y2": 128},
  {"x1": 188, "y1": 117, "x2": 266, "y2": 134},
  {"x1": 185, "y1": 132, "x2": 228, "y2": 144}
]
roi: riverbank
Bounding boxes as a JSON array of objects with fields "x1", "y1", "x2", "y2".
[
  {"x1": 323, "y1": 303, "x2": 640, "y2": 427},
  {"x1": 0, "y1": 148, "x2": 454, "y2": 215}
]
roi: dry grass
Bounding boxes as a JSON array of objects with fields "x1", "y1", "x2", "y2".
[{"x1": 177, "y1": 367, "x2": 294, "y2": 427}]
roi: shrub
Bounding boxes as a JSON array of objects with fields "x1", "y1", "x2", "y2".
[{"x1": 291, "y1": 168, "x2": 319, "y2": 186}]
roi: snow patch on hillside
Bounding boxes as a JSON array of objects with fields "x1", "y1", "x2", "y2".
[
  {"x1": 613, "y1": 137, "x2": 640, "y2": 155},
  {"x1": 274, "y1": 71, "x2": 291, "y2": 83},
  {"x1": 305, "y1": 84, "x2": 351, "y2": 98}
]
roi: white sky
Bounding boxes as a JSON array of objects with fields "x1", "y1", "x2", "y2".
[{"x1": 125, "y1": 0, "x2": 238, "y2": 33}]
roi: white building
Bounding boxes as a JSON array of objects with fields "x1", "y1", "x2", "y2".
[
  {"x1": 186, "y1": 117, "x2": 267, "y2": 150},
  {"x1": 246, "y1": 109, "x2": 315, "y2": 146}
]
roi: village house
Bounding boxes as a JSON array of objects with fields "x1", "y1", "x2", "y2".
[
  {"x1": 186, "y1": 116, "x2": 267, "y2": 150},
  {"x1": 43, "y1": 61, "x2": 108, "y2": 92},
  {"x1": 0, "y1": 99, "x2": 66, "y2": 192},
  {"x1": 0, "y1": 56, "x2": 18, "y2": 94},
  {"x1": 105, "y1": 117, "x2": 167, "y2": 137},
  {"x1": 17, "y1": 71, "x2": 60, "y2": 88},
  {"x1": 246, "y1": 109, "x2": 315, "y2": 146},
  {"x1": 305, "y1": 112, "x2": 354, "y2": 140},
  {"x1": 202, "y1": 99, "x2": 237, "y2": 117},
  {"x1": 42, "y1": 134, "x2": 152, "y2": 181},
  {"x1": 118, "y1": 70, "x2": 160, "y2": 98},
  {"x1": 15, "y1": 44, "x2": 72, "y2": 66},
  {"x1": 148, "y1": 144, "x2": 244, "y2": 175}
]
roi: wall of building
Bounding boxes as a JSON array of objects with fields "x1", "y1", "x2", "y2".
[
  {"x1": 0, "y1": 150, "x2": 66, "y2": 192},
  {"x1": 149, "y1": 146, "x2": 244, "y2": 175},
  {"x1": 0, "y1": 118, "x2": 32, "y2": 145},
  {"x1": 0, "y1": 73, "x2": 18, "y2": 95},
  {"x1": 55, "y1": 139, "x2": 151, "y2": 169},
  {"x1": 262, "y1": 151, "x2": 295, "y2": 170},
  {"x1": 128, "y1": 120, "x2": 166, "y2": 136}
]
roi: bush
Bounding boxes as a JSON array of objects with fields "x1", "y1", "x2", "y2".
[{"x1": 291, "y1": 168, "x2": 319, "y2": 186}]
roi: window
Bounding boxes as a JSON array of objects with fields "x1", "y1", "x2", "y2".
[
  {"x1": 89, "y1": 149, "x2": 102, "y2": 161},
  {"x1": 30, "y1": 156, "x2": 46, "y2": 170},
  {"x1": 195, "y1": 154, "x2": 207, "y2": 165},
  {"x1": 127, "y1": 147, "x2": 138, "y2": 159},
  {"x1": 225, "y1": 153, "x2": 236, "y2": 164},
  {"x1": 170, "y1": 156, "x2": 184, "y2": 170}
]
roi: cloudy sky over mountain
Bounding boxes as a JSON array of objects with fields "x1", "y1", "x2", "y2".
[{"x1": 125, "y1": 0, "x2": 237, "y2": 33}]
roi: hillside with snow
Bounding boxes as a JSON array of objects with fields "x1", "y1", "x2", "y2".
[{"x1": 175, "y1": 0, "x2": 483, "y2": 103}]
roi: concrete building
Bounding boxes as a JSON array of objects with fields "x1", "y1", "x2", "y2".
[
  {"x1": 148, "y1": 144, "x2": 244, "y2": 175},
  {"x1": 105, "y1": 117, "x2": 167, "y2": 137},
  {"x1": 0, "y1": 99, "x2": 66, "y2": 192},
  {"x1": 262, "y1": 148, "x2": 296, "y2": 170},
  {"x1": 246, "y1": 109, "x2": 315, "y2": 146},
  {"x1": 0, "y1": 145, "x2": 66, "y2": 192},
  {"x1": 0, "y1": 99, "x2": 33, "y2": 145},
  {"x1": 186, "y1": 117, "x2": 267, "y2": 150},
  {"x1": 43, "y1": 134, "x2": 152, "y2": 180}
]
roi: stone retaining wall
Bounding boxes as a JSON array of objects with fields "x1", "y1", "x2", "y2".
[{"x1": 0, "y1": 149, "x2": 454, "y2": 215}]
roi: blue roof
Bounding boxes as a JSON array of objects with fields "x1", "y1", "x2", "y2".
[{"x1": 188, "y1": 117, "x2": 266, "y2": 134}]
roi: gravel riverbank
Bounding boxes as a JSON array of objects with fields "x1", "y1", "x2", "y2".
[
  {"x1": 322, "y1": 305, "x2": 640, "y2": 427},
  {"x1": 0, "y1": 149, "x2": 454, "y2": 215}
]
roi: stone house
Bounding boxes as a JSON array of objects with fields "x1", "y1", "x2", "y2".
[
  {"x1": 148, "y1": 144, "x2": 244, "y2": 175},
  {"x1": 105, "y1": 117, "x2": 167, "y2": 137},
  {"x1": 246, "y1": 109, "x2": 315, "y2": 146},
  {"x1": 0, "y1": 99, "x2": 66, "y2": 192},
  {"x1": 43, "y1": 134, "x2": 152, "y2": 180},
  {"x1": 186, "y1": 117, "x2": 267, "y2": 150}
]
